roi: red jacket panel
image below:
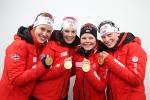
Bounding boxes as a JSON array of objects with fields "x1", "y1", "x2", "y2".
[
  {"x1": 104, "y1": 34, "x2": 147, "y2": 100},
  {"x1": 32, "y1": 41, "x2": 77, "y2": 100},
  {"x1": 73, "y1": 50, "x2": 108, "y2": 100},
  {"x1": 0, "y1": 35, "x2": 47, "y2": 100}
]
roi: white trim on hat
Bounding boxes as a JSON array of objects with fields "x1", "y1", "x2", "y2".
[
  {"x1": 100, "y1": 24, "x2": 118, "y2": 35},
  {"x1": 61, "y1": 18, "x2": 77, "y2": 30},
  {"x1": 33, "y1": 15, "x2": 54, "y2": 28}
]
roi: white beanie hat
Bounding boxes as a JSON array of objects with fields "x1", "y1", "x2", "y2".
[
  {"x1": 100, "y1": 24, "x2": 118, "y2": 35},
  {"x1": 33, "y1": 12, "x2": 54, "y2": 28},
  {"x1": 61, "y1": 17, "x2": 77, "y2": 30},
  {"x1": 98, "y1": 20, "x2": 119, "y2": 36}
]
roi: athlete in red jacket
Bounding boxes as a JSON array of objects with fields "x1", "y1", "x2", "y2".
[
  {"x1": 98, "y1": 20, "x2": 147, "y2": 100},
  {"x1": 73, "y1": 23, "x2": 108, "y2": 100},
  {"x1": 0, "y1": 12, "x2": 54, "y2": 100},
  {"x1": 31, "y1": 17, "x2": 80, "y2": 100}
]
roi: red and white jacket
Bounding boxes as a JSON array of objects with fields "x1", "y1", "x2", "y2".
[
  {"x1": 73, "y1": 46, "x2": 108, "y2": 100},
  {"x1": 32, "y1": 30, "x2": 80, "y2": 100},
  {"x1": 0, "y1": 27, "x2": 48, "y2": 100},
  {"x1": 104, "y1": 33, "x2": 147, "y2": 100}
]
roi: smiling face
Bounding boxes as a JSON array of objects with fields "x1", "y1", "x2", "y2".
[
  {"x1": 33, "y1": 24, "x2": 53, "y2": 43},
  {"x1": 62, "y1": 27, "x2": 76, "y2": 44},
  {"x1": 80, "y1": 33, "x2": 96, "y2": 51},
  {"x1": 101, "y1": 32, "x2": 119, "y2": 48}
]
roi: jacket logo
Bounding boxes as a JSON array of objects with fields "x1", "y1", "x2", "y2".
[
  {"x1": 11, "y1": 53, "x2": 20, "y2": 61},
  {"x1": 114, "y1": 58, "x2": 125, "y2": 68},
  {"x1": 60, "y1": 51, "x2": 68, "y2": 57},
  {"x1": 33, "y1": 57, "x2": 37, "y2": 63},
  {"x1": 75, "y1": 62, "x2": 83, "y2": 68},
  {"x1": 132, "y1": 56, "x2": 138, "y2": 62}
]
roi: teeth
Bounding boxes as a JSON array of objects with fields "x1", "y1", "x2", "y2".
[
  {"x1": 84, "y1": 43, "x2": 91, "y2": 45},
  {"x1": 67, "y1": 38, "x2": 73, "y2": 40}
]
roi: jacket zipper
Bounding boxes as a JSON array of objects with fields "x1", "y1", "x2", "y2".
[
  {"x1": 82, "y1": 74, "x2": 86, "y2": 100},
  {"x1": 59, "y1": 48, "x2": 71, "y2": 99},
  {"x1": 108, "y1": 51, "x2": 114, "y2": 100}
]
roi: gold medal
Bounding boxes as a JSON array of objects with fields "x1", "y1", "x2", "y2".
[
  {"x1": 98, "y1": 54, "x2": 104, "y2": 65},
  {"x1": 82, "y1": 58, "x2": 90, "y2": 72},
  {"x1": 64, "y1": 60, "x2": 72, "y2": 69},
  {"x1": 82, "y1": 63, "x2": 90, "y2": 72},
  {"x1": 45, "y1": 55, "x2": 53, "y2": 66}
]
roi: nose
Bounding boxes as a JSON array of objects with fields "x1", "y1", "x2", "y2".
[
  {"x1": 85, "y1": 38, "x2": 90, "y2": 43},
  {"x1": 68, "y1": 32, "x2": 73, "y2": 36},
  {"x1": 42, "y1": 31, "x2": 49, "y2": 36},
  {"x1": 67, "y1": 32, "x2": 74, "y2": 37}
]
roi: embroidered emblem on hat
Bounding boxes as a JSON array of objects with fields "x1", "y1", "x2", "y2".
[
  {"x1": 132, "y1": 56, "x2": 139, "y2": 62},
  {"x1": 62, "y1": 17, "x2": 77, "y2": 30},
  {"x1": 11, "y1": 53, "x2": 20, "y2": 61},
  {"x1": 85, "y1": 30, "x2": 90, "y2": 33},
  {"x1": 102, "y1": 30, "x2": 106, "y2": 34},
  {"x1": 100, "y1": 24, "x2": 118, "y2": 35},
  {"x1": 33, "y1": 15, "x2": 54, "y2": 28},
  {"x1": 68, "y1": 20, "x2": 74, "y2": 27}
]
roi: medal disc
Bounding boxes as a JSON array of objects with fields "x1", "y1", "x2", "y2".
[
  {"x1": 98, "y1": 53, "x2": 104, "y2": 65},
  {"x1": 82, "y1": 63, "x2": 90, "y2": 72},
  {"x1": 64, "y1": 61, "x2": 72, "y2": 69},
  {"x1": 45, "y1": 55, "x2": 53, "y2": 66},
  {"x1": 98, "y1": 57, "x2": 104, "y2": 65}
]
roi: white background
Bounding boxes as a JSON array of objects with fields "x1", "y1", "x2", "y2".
[{"x1": 0, "y1": 0, "x2": 150, "y2": 99}]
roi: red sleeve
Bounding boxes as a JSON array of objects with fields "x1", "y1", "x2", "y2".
[
  {"x1": 12, "y1": 62, "x2": 48, "y2": 86},
  {"x1": 38, "y1": 59, "x2": 68, "y2": 80},
  {"x1": 84, "y1": 65, "x2": 108, "y2": 92},
  {"x1": 104, "y1": 43, "x2": 147, "y2": 86},
  {"x1": 6, "y1": 42, "x2": 47, "y2": 86},
  {"x1": 37, "y1": 42, "x2": 68, "y2": 80}
]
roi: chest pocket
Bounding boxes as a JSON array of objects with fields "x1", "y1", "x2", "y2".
[{"x1": 52, "y1": 48, "x2": 69, "y2": 66}]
